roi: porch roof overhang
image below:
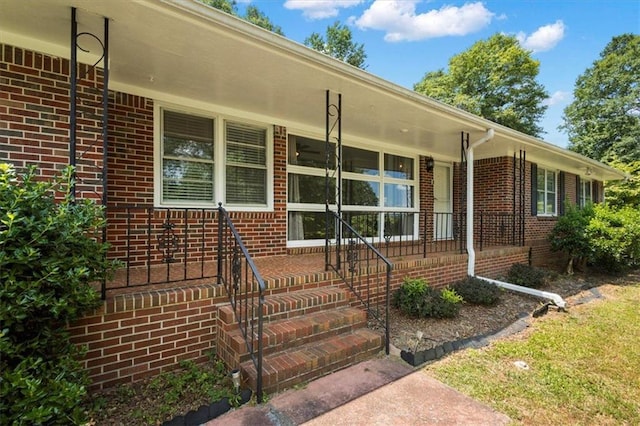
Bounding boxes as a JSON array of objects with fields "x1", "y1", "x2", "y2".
[{"x1": 1, "y1": 0, "x2": 625, "y2": 182}]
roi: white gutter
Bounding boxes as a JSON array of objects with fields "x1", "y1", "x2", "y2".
[
  {"x1": 476, "y1": 276, "x2": 567, "y2": 309},
  {"x1": 466, "y1": 128, "x2": 495, "y2": 276},
  {"x1": 464, "y1": 129, "x2": 567, "y2": 309}
]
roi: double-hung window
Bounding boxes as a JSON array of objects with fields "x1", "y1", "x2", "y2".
[
  {"x1": 536, "y1": 167, "x2": 557, "y2": 216},
  {"x1": 162, "y1": 110, "x2": 215, "y2": 203},
  {"x1": 579, "y1": 179, "x2": 592, "y2": 207},
  {"x1": 158, "y1": 108, "x2": 269, "y2": 208}
]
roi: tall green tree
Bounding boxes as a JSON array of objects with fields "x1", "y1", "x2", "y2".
[
  {"x1": 304, "y1": 21, "x2": 367, "y2": 69},
  {"x1": 201, "y1": 0, "x2": 284, "y2": 35},
  {"x1": 414, "y1": 34, "x2": 548, "y2": 137},
  {"x1": 245, "y1": 5, "x2": 284, "y2": 36},
  {"x1": 561, "y1": 34, "x2": 640, "y2": 163},
  {"x1": 201, "y1": 0, "x2": 237, "y2": 15}
]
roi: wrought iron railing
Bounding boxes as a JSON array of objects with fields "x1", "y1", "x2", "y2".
[
  {"x1": 478, "y1": 211, "x2": 524, "y2": 250},
  {"x1": 217, "y1": 205, "x2": 265, "y2": 404},
  {"x1": 326, "y1": 211, "x2": 392, "y2": 355},
  {"x1": 102, "y1": 206, "x2": 220, "y2": 293},
  {"x1": 102, "y1": 204, "x2": 265, "y2": 402},
  {"x1": 426, "y1": 212, "x2": 467, "y2": 255}
]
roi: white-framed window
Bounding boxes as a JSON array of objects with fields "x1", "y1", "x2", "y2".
[
  {"x1": 286, "y1": 133, "x2": 417, "y2": 245},
  {"x1": 155, "y1": 105, "x2": 272, "y2": 210},
  {"x1": 536, "y1": 167, "x2": 557, "y2": 216},
  {"x1": 579, "y1": 179, "x2": 593, "y2": 207}
]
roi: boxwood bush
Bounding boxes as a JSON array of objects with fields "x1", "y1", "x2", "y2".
[
  {"x1": 392, "y1": 277, "x2": 462, "y2": 319},
  {"x1": 506, "y1": 263, "x2": 548, "y2": 289},
  {"x1": 0, "y1": 164, "x2": 115, "y2": 425},
  {"x1": 452, "y1": 276, "x2": 502, "y2": 305}
]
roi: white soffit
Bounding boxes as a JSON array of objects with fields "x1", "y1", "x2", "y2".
[{"x1": 0, "y1": 0, "x2": 625, "y2": 181}]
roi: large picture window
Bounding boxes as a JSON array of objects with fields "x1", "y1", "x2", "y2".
[
  {"x1": 286, "y1": 134, "x2": 417, "y2": 244},
  {"x1": 536, "y1": 167, "x2": 557, "y2": 215},
  {"x1": 158, "y1": 108, "x2": 270, "y2": 208}
]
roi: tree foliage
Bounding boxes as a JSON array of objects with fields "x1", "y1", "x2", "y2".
[
  {"x1": 549, "y1": 202, "x2": 640, "y2": 274},
  {"x1": 414, "y1": 34, "x2": 549, "y2": 137},
  {"x1": 245, "y1": 5, "x2": 284, "y2": 36},
  {"x1": 561, "y1": 34, "x2": 640, "y2": 163},
  {"x1": 603, "y1": 160, "x2": 640, "y2": 209},
  {"x1": 0, "y1": 164, "x2": 115, "y2": 425},
  {"x1": 304, "y1": 21, "x2": 367, "y2": 69},
  {"x1": 201, "y1": 0, "x2": 284, "y2": 35}
]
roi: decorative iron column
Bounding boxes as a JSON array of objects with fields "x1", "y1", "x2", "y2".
[
  {"x1": 325, "y1": 90, "x2": 342, "y2": 270},
  {"x1": 69, "y1": 7, "x2": 109, "y2": 202}
]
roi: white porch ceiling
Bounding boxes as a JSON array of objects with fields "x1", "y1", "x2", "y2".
[{"x1": 0, "y1": 0, "x2": 624, "y2": 181}]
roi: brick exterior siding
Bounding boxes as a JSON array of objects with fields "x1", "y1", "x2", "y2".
[{"x1": 1, "y1": 43, "x2": 599, "y2": 389}]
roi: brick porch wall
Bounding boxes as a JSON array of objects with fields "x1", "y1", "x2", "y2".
[
  {"x1": 68, "y1": 285, "x2": 228, "y2": 391},
  {"x1": 0, "y1": 43, "x2": 104, "y2": 200}
]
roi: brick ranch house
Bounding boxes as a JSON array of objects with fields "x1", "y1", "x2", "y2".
[{"x1": 1, "y1": 0, "x2": 624, "y2": 399}]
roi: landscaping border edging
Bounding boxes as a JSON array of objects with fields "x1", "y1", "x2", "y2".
[
  {"x1": 400, "y1": 312, "x2": 531, "y2": 367},
  {"x1": 162, "y1": 389, "x2": 252, "y2": 426}
]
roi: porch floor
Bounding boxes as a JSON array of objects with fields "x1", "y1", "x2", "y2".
[{"x1": 104, "y1": 242, "x2": 469, "y2": 297}]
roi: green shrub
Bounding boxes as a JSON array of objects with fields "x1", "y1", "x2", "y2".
[
  {"x1": 452, "y1": 276, "x2": 502, "y2": 305},
  {"x1": 506, "y1": 263, "x2": 547, "y2": 289},
  {"x1": 392, "y1": 277, "x2": 428, "y2": 317},
  {"x1": 0, "y1": 164, "x2": 115, "y2": 425},
  {"x1": 393, "y1": 277, "x2": 462, "y2": 319},
  {"x1": 549, "y1": 203, "x2": 594, "y2": 274},
  {"x1": 586, "y1": 204, "x2": 640, "y2": 273}
]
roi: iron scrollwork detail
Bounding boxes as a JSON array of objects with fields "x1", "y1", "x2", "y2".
[
  {"x1": 347, "y1": 239, "x2": 359, "y2": 274},
  {"x1": 158, "y1": 220, "x2": 179, "y2": 263},
  {"x1": 232, "y1": 245, "x2": 242, "y2": 293}
]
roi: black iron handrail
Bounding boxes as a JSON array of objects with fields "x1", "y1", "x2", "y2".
[
  {"x1": 217, "y1": 204, "x2": 265, "y2": 404},
  {"x1": 326, "y1": 211, "x2": 392, "y2": 355}
]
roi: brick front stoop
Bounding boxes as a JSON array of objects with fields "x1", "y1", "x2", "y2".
[{"x1": 216, "y1": 286, "x2": 384, "y2": 395}]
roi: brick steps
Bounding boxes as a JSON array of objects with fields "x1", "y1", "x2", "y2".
[
  {"x1": 218, "y1": 287, "x2": 349, "y2": 326},
  {"x1": 240, "y1": 328, "x2": 383, "y2": 394},
  {"x1": 224, "y1": 307, "x2": 367, "y2": 362},
  {"x1": 217, "y1": 284, "x2": 384, "y2": 395}
]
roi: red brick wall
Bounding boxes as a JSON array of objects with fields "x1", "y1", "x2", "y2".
[
  {"x1": 0, "y1": 44, "x2": 104, "y2": 200},
  {"x1": 68, "y1": 285, "x2": 227, "y2": 390}
]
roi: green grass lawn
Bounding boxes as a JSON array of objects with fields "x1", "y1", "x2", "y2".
[{"x1": 425, "y1": 280, "x2": 640, "y2": 425}]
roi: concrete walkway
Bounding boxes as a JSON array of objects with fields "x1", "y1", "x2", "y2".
[{"x1": 207, "y1": 357, "x2": 510, "y2": 426}]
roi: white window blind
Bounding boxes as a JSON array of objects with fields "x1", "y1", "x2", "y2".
[
  {"x1": 162, "y1": 110, "x2": 214, "y2": 202},
  {"x1": 225, "y1": 122, "x2": 267, "y2": 205}
]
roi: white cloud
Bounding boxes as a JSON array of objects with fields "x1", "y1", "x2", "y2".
[
  {"x1": 283, "y1": 0, "x2": 364, "y2": 20},
  {"x1": 543, "y1": 90, "x2": 570, "y2": 106},
  {"x1": 354, "y1": 0, "x2": 494, "y2": 42},
  {"x1": 516, "y1": 20, "x2": 565, "y2": 52}
]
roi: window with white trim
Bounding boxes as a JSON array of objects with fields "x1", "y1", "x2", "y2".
[
  {"x1": 536, "y1": 167, "x2": 557, "y2": 215},
  {"x1": 158, "y1": 108, "x2": 270, "y2": 208},
  {"x1": 286, "y1": 134, "x2": 417, "y2": 243},
  {"x1": 579, "y1": 179, "x2": 592, "y2": 207}
]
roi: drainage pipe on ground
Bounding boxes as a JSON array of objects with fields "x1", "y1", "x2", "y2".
[
  {"x1": 464, "y1": 128, "x2": 567, "y2": 310},
  {"x1": 475, "y1": 275, "x2": 567, "y2": 310}
]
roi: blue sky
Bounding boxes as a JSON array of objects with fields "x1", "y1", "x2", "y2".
[{"x1": 231, "y1": 0, "x2": 639, "y2": 148}]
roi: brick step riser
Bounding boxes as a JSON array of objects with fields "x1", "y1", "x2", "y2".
[
  {"x1": 241, "y1": 333, "x2": 383, "y2": 393},
  {"x1": 217, "y1": 290, "x2": 351, "y2": 325},
  {"x1": 229, "y1": 318, "x2": 368, "y2": 364}
]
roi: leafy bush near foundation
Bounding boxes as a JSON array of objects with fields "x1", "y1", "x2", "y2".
[
  {"x1": 452, "y1": 276, "x2": 502, "y2": 305},
  {"x1": 549, "y1": 202, "x2": 640, "y2": 274},
  {"x1": 393, "y1": 277, "x2": 462, "y2": 319},
  {"x1": 506, "y1": 263, "x2": 547, "y2": 289},
  {"x1": 549, "y1": 203, "x2": 594, "y2": 274},
  {"x1": 0, "y1": 164, "x2": 114, "y2": 425},
  {"x1": 586, "y1": 204, "x2": 640, "y2": 273}
]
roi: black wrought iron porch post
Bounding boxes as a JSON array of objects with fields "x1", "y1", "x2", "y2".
[{"x1": 70, "y1": 8, "x2": 77, "y2": 199}]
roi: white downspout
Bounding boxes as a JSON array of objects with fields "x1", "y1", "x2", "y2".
[
  {"x1": 465, "y1": 128, "x2": 567, "y2": 309},
  {"x1": 466, "y1": 128, "x2": 494, "y2": 276}
]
